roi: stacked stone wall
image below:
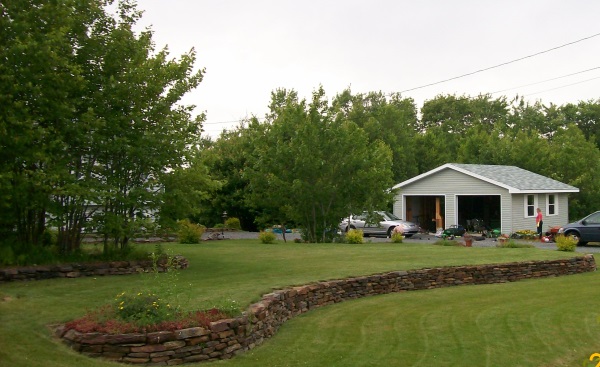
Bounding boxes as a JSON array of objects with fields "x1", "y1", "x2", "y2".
[
  {"x1": 55, "y1": 255, "x2": 596, "y2": 365},
  {"x1": 0, "y1": 256, "x2": 188, "y2": 282}
]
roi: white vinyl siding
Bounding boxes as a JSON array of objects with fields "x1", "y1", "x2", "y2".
[
  {"x1": 511, "y1": 193, "x2": 570, "y2": 234},
  {"x1": 394, "y1": 167, "x2": 575, "y2": 236},
  {"x1": 394, "y1": 168, "x2": 511, "y2": 233}
]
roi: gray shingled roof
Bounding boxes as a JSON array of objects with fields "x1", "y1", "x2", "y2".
[
  {"x1": 449, "y1": 163, "x2": 578, "y2": 192},
  {"x1": 393, "y1": 163, "x2": 579, "y2": 193}
]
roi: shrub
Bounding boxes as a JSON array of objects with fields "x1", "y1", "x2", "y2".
[
  {"x1": 224, "y1": 217, "x2": 241, "y2": 230},
  {"x1": 177, "y1": 219, "x2": 205, "y2": 244},
  {"x1": 390, "y1": 232, "x2": 404, "y2": 243},
  {"x1": 345, "y1": 229, "x2": 364, "y2": 244},
  {"x1": 555, "y1": 234, "x2": 578, "y2": 252},
  {"x1": 258, "y1": 231, "x2": 276, "y2": 244}
]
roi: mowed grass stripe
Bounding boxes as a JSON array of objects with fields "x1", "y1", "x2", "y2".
[{"x1": 218, "y1": 272, "x2": 600, "y2": 367}]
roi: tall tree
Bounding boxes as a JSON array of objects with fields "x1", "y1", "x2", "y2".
[
  {"x1": 546, "y1": 124, "x2": 600, "y2": 219},
  {"x1": 75, "y1": 1, "x2": 205, "y2": 250},
  {"x1": 195, "y1": 120, "x2": 265, "y2": 230},
  {"x1": 0, "y1": 0, "x2": 102, "y2": 249},
  {"x1": 415, "y1": 94, "x2": 510, "y2": 172},
  {"x1": 247, "y1": 87, "x2": 394, "y2": 242},
  {"x1": 0, "y1": 0, "x2": 205, "y2": 253},
  {"x1": 332, "y1": 90, "x2": 419, "y2": 183},
  {"x1": 158, "y1": 149, "x2": 222, "y2": 231},
  {"x1": 560, "y1": 100, "x2": 600, "y2": 149}
]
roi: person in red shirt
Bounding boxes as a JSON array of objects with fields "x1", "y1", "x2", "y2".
[{"x1": 536, "y1": 208, "x2": 543, "y2": 239}]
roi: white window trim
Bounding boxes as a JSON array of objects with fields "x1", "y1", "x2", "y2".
[
  {"x1": 524, "y1": 194, "x2": 537, "y2": 218},
  {"x1": 546, "y1": 194, "x2": 558, "y2": 216}
]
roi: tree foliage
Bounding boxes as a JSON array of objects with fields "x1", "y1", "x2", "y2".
[
  {"x1": 246, "y1": 87, "x2": 394, "y2": 242},
  {"x1": 0, "y1": 0, "x2": 207, "y2": 256},
  {"x1": 3, "y1": 1, "x2": 599, "y2": 253}
]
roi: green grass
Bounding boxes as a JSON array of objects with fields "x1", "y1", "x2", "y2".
[{"x1": 0, "y1": 240, "x2": 598, "y2": 367}]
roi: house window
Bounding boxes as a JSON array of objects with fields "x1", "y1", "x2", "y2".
[
  {"x1": 547, "y1": 194, "x2": 557, "y2": 216},
  {"x1": 524, "y1": 194, "x2": 536, "y2": 217}
]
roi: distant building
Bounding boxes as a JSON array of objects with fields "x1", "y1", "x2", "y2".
[{"x1": 392, "y1": 163, "x2": 578, "y2": 234}]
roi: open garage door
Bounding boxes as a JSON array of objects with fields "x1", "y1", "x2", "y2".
[
  {"x1": 457, "y1": 195, "x2": 501, "y2": 233},
  {"x1": 404, "y1": 196, "x2": 445, "y2": 233}
]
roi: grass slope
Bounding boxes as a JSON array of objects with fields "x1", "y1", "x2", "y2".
[{"x1": 0, "y1": 240, "x2": 598, "y2": 367}]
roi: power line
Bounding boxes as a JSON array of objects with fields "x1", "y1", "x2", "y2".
[
  {"x1": 203, "y1": 33, "x2": 600, "y2": 129},
  {"x1": 524, "y1": 75, "x2": 600, "y2": 97},
  {"x1": 491, "y1": 66, "x2": 600, "y2": 95},
  {"x1": 399, "y1": 32, "x2": 600, "y2": 94}
]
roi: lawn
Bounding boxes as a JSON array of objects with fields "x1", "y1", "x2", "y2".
[{"x1": 1, "y1": 240, "x2": 599, "y2": 367}]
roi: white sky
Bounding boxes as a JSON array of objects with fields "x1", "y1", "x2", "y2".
[{"x1": 134, "y1": 0, "x2": 600, "y2": 138}]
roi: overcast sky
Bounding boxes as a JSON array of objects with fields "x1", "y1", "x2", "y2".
[{"x1": 132, "y1": 0, "x2": 600, "y2": 138}]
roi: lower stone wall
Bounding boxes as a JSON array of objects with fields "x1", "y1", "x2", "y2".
[
  {"x1": 57, "y1": 255, "x2": 596, "y2": 365},
  {"x1": 0, "y1": 256, "x2": 189, "y2": 282}
]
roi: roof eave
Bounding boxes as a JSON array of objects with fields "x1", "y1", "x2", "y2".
[{"x1": 509, "y1": 189, "x2": 580, "y2": 194}]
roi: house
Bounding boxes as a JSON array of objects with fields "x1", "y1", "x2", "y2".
[{"x1": 392, "y1": 163, "x2": 579, "y2": 235}]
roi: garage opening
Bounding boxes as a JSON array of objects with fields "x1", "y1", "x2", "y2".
[
  {"x1": 457, "y1": 195, "x2": 501, "y2": 232},
  {"x1": 405, "y1": 196, "x2": 445, "y2": 233}
]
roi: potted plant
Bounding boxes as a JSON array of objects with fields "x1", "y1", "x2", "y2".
[{"x1": 463, "y1": 232, "x2": 473, "y2": 247}]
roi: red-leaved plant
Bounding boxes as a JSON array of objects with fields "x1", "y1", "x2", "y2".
[{"x1": 64, "y1": 306, "x2": 230, "y2": 334}]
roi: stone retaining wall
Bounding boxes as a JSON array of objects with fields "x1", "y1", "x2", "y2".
[
  {"x1": 0, "y1": 256, "x2": 188, "y2": 283},
  {"x1": 56, "y1": 255, "x2": 596, "y2": 365}
]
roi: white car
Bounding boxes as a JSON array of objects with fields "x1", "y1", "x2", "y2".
[{"x1": 340, "y1": 211, "x2": 419, "y2": 238}]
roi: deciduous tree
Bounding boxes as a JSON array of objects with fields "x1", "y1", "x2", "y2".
[{"x1": 247, "y1": 87, "x2": 394, "y2": 242}]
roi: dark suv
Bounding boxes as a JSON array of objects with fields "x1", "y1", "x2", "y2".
[{"x1": 558, "y1": 211, "x2": 600, "y2": 245}]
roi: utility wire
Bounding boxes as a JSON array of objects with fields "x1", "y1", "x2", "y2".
[
  {"x1": 524, "y1": 75, "x2": 600, "y2": 97},
  {"x1": 204, "y1": 33, "x2": 600, "y2": 128},
  {"x1": 399, "y1": 32, "x2": 600, "y2": 94},
  {"x1": 491, "y1": 66, "x2": 600, "y2": 95}
]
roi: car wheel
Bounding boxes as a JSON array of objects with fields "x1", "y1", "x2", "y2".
[{"x1": 564, "y1": 231, "x2": 581, "y2": 245}]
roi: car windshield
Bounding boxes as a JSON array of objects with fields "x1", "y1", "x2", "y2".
[{"x1": 380, "y1": 211, "x2": 400, "y2": 221}]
